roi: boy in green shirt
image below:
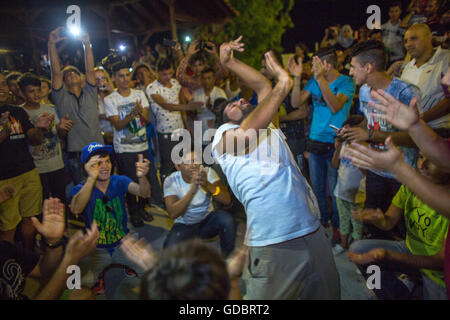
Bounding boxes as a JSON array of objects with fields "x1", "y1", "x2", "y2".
[{"x1": 348, "y1": 152, "x2": 449, "y2": 300}]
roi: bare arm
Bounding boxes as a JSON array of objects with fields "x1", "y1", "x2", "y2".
[
  {"x1": 279, "y1": 108, "x2": 308, "y2": 122},
  {"x1": 288, "y1": 57, "x2": 311, "y2": 112},
  {"x1": 421, "y1": 98, "x2": 450, "y2": 124},
  {"x1": 128, "y1": 178, "x2": 151, "y2": 199},
  {"x1": 70, "y1": 177, "x2": 96, "y2": 215},
  {"x1": 80, "y1": 33, "x2": 96, "y2": 86},
  {"x1": 165, "y1": 189, "x2": 198, "y2": 220},
  {"x1": 48, "y1": 27, "x2": 66, "y2": 90},
  {"x1": 151, "y1": 94, "x2": 202, "y2": 113},
  {"x1": 353, "y1": 203, "x2": 404, "y2": 232}
]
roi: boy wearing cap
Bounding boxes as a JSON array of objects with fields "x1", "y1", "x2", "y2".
[{"x1": 69, "y1": 142, "x2": 151, "y2": 295}]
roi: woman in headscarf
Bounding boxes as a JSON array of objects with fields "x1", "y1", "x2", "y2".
[{"x1": 336, "y1": 24, "x2": 357, "y2": 51}]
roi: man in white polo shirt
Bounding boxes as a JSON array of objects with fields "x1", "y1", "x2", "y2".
[
  {"x1": 401, "y1": 23, "x2": 450, "y2": 130},
  {"x1": 211, "y1": 37, "x2": 339, "y2": 300}
]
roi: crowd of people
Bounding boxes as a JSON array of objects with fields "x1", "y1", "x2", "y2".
[{"x1": 0, "y1": 0, "x2": 449, "y2": 301}]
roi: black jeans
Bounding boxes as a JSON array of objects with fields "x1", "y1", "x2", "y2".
[
  {"x1": 116, "y1": 151, "x2": 161, "y2": 216},
  {"x1": 39, "y1": 167, "x2": 67, "y2": 204},
  {"x1": 365, "y1": 170, "x2": 403, "y2": 239},
  {"x1": 157, "y1": 132, "x2": 179, "y2": 184}
]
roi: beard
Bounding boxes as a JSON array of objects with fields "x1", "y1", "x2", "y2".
[{"x1": 222, "y1": 103, "x2": 257, "y2": 125}]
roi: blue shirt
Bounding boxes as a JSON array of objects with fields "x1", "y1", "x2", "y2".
[
  {"x1": 69, "y1": 175, "x2": 133, "y2": 249},
  {"x1": 359, "y1": 78, "x2": 421, "y2": 178},
  {"x1": 304, "y1": 75, "x2": 356, "y2": 143},
  {"x1": 212, "y1": 123, "x2": 320, "y2": 247}
]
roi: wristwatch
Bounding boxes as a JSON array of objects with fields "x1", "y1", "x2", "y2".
[{"x1": 43, "y1": 237, "x2": 66, "y2": 249}]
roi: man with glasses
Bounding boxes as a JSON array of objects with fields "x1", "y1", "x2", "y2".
[{"x1": 69, "y1": 142, "x2": 151, "y2": 297}]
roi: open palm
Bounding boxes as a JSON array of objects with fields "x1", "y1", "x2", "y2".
[
  {"x1": 368, "y1": 89, "x2": 420, "y2": 131},
  {"x1": 32, "y1": 198, "x2": 65, "y2": 243},
  {"x1": 288, "y1": 56, "x2": 303, "y2": 77}
]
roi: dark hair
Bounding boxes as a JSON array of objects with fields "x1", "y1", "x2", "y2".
[
  {"x1": 222, "y1": 100, "x2": 256, "y2": 125},
  {"x1": 111, "y1": 61, "x2": 131, "y2": 75},
  {"x1": 315, "y1": 46, "x2": 337, "y2": 68},
  {"x1": 201, "y1": 67, "x2": 215, "y2": 76},
  {"x1": 369, "y1": 29, "x2": 383, "y2": 37},
  {"x1": 351, "y1": 40, "x2": 387, "y2": 71},
  {"x1": 140, "y1": 239, "x2": 230, "y2": 300},
  {"x1": 188, "y1": 52, "x2": 206, "y2": 66},
  {"x1": 18, "y1": 73, "x2": 41, "y2": 92},
  {"x1": 132, "y1": 64, "x2": 152, "y2": 81},
  {"x1": 156, "y1": 58, "x2": 173, "y2": 72},
  {"x1": 389, "y1": 1, "x2": 402, "y2": 9},
  {"x1": 6, "y1": 71, "x2": 23, "y2": 83}
]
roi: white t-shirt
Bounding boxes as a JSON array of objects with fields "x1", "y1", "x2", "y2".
[
  {"x1": 193, "y1": 86, "x2": 227, "y2": 145},
  {"x1": 401, "y1": 46, "x2": 450, "y2": 129},
  {"x1": 212, "y1": 123, "x2": 320, "y2": 247},
  {"x1": 333, "y1": 143, "x2": 365, "y2": 204},
  {"x1": 163, "y1": 169, "x2": 220, "y2": 225},
  {"x1": 381, "y1": 20, "x2": 405, "y2": 62},
  {"x1": 146, "y1": 79, "x2": 184, "y2": 134},
  {"x1": 104, "y1": 89, "x2": 149, "y2": 153},
  {"x1": 24, "y1": 104, "x2": 64, "y2": 174}
]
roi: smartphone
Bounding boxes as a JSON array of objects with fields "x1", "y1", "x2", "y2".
[
  {"x1": 163, "y1": 38, "x2": 177, "y2": 47},
  {"x1": 329, "y1": 124, "x2": 341, "y2": 131}
]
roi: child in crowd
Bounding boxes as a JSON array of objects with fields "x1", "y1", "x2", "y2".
[{"x1": 332, "y1": 115, "x2": 366, "y2": 254}]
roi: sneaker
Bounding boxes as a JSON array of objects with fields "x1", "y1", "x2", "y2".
[
  {"x1": 332, "y1": 244, "x2": 346, "y2": 255},
  {"x1": 130, "y1": 214, "x2": 144, "y2": 228},
  {"x1": 139, "y1": 208, "x2": 154, "y2": 222}
]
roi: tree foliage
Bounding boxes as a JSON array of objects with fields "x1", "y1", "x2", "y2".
[{"x1": 196, "y1": 0, "x2": 294, "y2": 68}]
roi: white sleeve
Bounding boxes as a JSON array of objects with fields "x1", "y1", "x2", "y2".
[
  {"x1": 104, "y1": 96, "x2": 118, "y2": 118},
  {"x1": 163, "y1": 174, "x2": 179, "y2": 198},
  {"x1": 139, "y1": 91, "x2": 150, "y2": 108}
]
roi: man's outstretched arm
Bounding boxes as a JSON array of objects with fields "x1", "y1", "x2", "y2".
[{"x1": 220, "y1": 36, "x2": 272, "y2": 103}]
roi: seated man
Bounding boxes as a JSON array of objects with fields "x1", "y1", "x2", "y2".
[
  {"x1": 69, "y1": 142, "x2": 151, "y2": 296},
  {"x1": 348, "y1": 151, "x2": 449, "y2": 300},
  {"x1": 163, "y1": 150, "x2": 235, "y2": 257}
]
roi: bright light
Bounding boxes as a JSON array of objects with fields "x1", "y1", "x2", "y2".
[
  {"x1": 129, "y1": 68, "x2": 133, "y2": 72},
  {"x1": 119, "y1": 45, "x2": 126, "y2": 51},
  {"x1": 184, "y1": 36, "x2": 191, "y2": 42},
  {"x1": 69, "y1": 26, "x2": 81, "y2": 36}
]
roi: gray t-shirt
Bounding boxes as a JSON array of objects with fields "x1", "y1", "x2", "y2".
[
  {"x1": 52, "y1": 83, "x2": 104, "y2": 152},
  {"x1": 23, "y1": 104, "x2": 64, "y2": 174}
]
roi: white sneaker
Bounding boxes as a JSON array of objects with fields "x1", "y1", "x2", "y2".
[{"x1": 332, "y1": 244, "x2": 346, "y2": 255}]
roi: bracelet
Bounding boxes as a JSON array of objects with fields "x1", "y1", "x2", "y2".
[
  {"x1": 212, "y1": 186, "x2": 221, "y2": 196},
  {"x1": 43, "y1": 237, "x2": 65, "y2": 249}
]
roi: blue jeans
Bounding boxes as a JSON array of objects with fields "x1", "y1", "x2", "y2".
[
  {"x1": 163, "y1": 210, "x2": 236, "y2": 257},
  {"x1": 350, "y1": 239, "x2": 448, "y2": 300},
  {"x1": 308, "y1": 149, "x2": 339, "y2": 229}
]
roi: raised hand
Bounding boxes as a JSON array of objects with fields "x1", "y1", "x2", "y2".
[
  {"x1": 64, "y1": 222, "x2": 99, "y2": 264},
  {"x1": 35, "y1": 112, "x2": 54, "y2": 130},
  {"x1": 312, "y1": 56, "x2": 327, "y2": 80},
  {"x1": 58, "y1": 114, "x2": 73, "y2": 132},
  {"x1": 48, "y1": 27, "x2": 68, "y2": 45},
  {"x1": 31, "y1": 198, "x2": 65, "y2": 244},
  {"x1": 84, "y1": 155, "x2": 101, "y2": 179},
  {"x1": 219, "y1": 36, "x2": 245, "y2": 66},
  {"x1": 132, "y1": 99, "x2": 144, "y2": 117},
  {"x1": 187, "y1": 40, "x2": 200, "y2": 56},
  {"x1": 120, "y1": 234, "x2": 157, "y2": 271},
  {"x1": 288, "y1": 56, "x2": 303, "y2": 78},
  {"x1": 204, "y1": 41, "x2": 218, "y2": 56},
  {"x1": 136, "y1": 154, "x2": 150, "y2": 178},
  {"x1": 264, "y1": 51, "x2": 292, "y2": 89},
  {"x1": 344, "y1": 136, "x2": 404, "y2": 173},
  {"x1": 0, "y1": 184, "x2": 14, "y2": 204},
  {"x1": 368, "y1": 89, "x2": 420, "y2": 131}
]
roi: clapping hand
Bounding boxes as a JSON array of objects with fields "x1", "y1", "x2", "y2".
[
  {"x1": 288, "y1": 56, "x2": 303, "y2": 78},
  {"x1": 31, "y1": 198, "x2": 65, "y2": 245},
  {"x1": 64, "y1": 222, "x2": 99, "y2": 264},
  {"x1": 58, "y1": 114, "x2": 73, "y2": 132},
  {"x1": 120, "y1": 234, "x2": 157, "y2": 271},
  {"x1": 35, "y1": 112, "x2": 54, "y2": 130},
  {"x1": 311, "y1": 56, "x2": 327, "y2": 80},
  {"x1": 368, "y1": 90, "x2": 420, "y2": 131}
]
